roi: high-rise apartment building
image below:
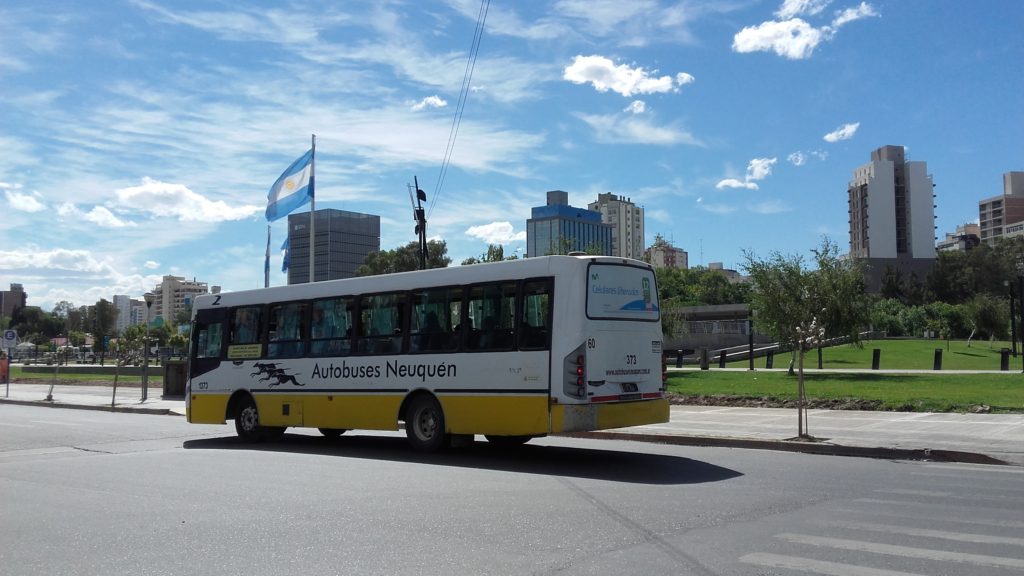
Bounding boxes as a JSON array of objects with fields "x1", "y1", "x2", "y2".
[
  {"x1": 588, "y1": 193, "x2": 645, "y2": 259},
  {"x1": 0, "y1": 283, "x2": 26, "y2": 319},
  {"x1": 526, "y1": 191, "x2": 612, "y2": 257},
  {"x1": 978, "y1": 172, "x2": 1024, "y2": 246},
  {"x1": 286, "y1": 209, "x2": 380, "y2": 284},
  {"x1": 848, "y1": 145, "x2": 936, "y2": 290},
  {"x1": 113, "y1": 295, "x2": 132, "y2": 334},
  {"x1": 145, "y1": 275, "x2": 217, "y2": 325},
  {"x1": 936, "y1": 223, "x2": 981, "y2": 252},
  {"x1": 646, "y1": 237, "x2": 688, "y2": 269}
]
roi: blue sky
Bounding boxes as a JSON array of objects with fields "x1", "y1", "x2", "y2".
[{"x1": 1, "y1": 0, "x2": 1021, "y2": 312}]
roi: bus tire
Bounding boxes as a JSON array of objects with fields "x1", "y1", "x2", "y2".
[
  {"x1": 234, "y1": 395, "x2": 264, "y2": 442},
  {"x1": 405, "y1": 395, "x2": 448, "y2": 452},
  {"x1": 318, "y1": 428, "x2": 347, "y2": 438},
  {"x1": 485, "y1": 435, "x2": 532, "y2": 447}
]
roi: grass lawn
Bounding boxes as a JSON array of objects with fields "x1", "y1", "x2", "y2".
[
  {"x1": 728, "y1": 338, "x2": 1020, "y2": 371},
  {"x1": 8, "y1": 365, "x2": 163, "y2": 384},
  {"x1": 667, "y1": 370, "x2": 1024, "y2": 413}
]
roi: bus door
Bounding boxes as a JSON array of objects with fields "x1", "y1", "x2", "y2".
[{"x1": 190, "y1": 305, "x2": 228, "y2": 379}]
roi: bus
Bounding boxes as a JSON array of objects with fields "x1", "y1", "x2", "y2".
[{"x1": 186, "y1": 254, "x2": 668, "y2": 451}]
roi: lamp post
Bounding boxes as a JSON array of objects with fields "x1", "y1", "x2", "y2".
[
  {"x1": 1008, "y1": 280, "x2": 1018, "y2": 357},
  {"x1": 1017, "y1": 254, "x2": 1024, "y2": 373},
  {"x1": 142, "y1": 293, "x2": 155, "y2": 401}
]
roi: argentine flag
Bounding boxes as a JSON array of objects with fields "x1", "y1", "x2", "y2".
[{"x1": 265, "y1": 148, "x2": 314, "y2": 221}]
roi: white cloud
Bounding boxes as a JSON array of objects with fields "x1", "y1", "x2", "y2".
[
  {"x1": 624, "y1": 100, "x2": 647, "y2": 114},
  {"x1": 576, "y1": 113, "x2": 703, "y2": 146},
  {"x1": 733, "y1": 2, "x2": 878, "y2": 60},
  {"x1": 4, "y1": 186, "x2": 46, "y2": 212},
  {"x1": 788, "y1": 151, "x2": 807, "y2": 166},
  {"x1": 115, "y1": 177, "x2": 263, "y2": 222},
  {"x1": 144, "y1": 260, "x2": 160, "y2": 270},
  {"x1": 411, "y1": 95, "x2": 447, "y2": 111},
  {"x1": 563, "y1": 55, "x2": 695, "y2": 97},
  {"x1": 833, "y1": 2, "x2": 878, "y2": 27},
  {"x1": 464, "y1": 221, "x2": 527, "y2": 244},
  {"x1": 733, "y1": 18, "x2": 825, "y2": 60},
  {"x1": 716, "y1": 178, "x2": 759, "y2": 190},
  {"x1": 823, "y1": 122, "x2": 860, "y2": 142},
  {"x1": 776, "y1": 0, "x2": 831, "y2": 19},
  {"x1": 57, "y1": 204, "x2": 136, "y2": 228},
  {"x1": 748, "y1": 157, "x2": 777, "y2": 181},
  {"x1": 716, "y1": 157, "x2": 777, "y2": 190}
]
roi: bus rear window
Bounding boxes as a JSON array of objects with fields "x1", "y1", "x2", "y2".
[{"x1": 586, "y1": 264, "x2": 660, "y2": 321}]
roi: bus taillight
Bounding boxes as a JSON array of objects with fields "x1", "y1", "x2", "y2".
[{"x1": 563, "y1": 345, "x2": 587, "y2": 399}]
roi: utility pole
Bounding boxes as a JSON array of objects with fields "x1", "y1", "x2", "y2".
[{"x1": 410, "y1": 176, "x2": 428, "y2": 270}]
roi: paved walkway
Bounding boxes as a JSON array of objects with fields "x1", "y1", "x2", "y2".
[{"x1": 1, "y1": 382, "x2": 1021, "y2": 466}]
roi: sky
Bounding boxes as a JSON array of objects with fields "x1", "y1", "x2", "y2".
[{"x1": 1, "y1": 0, "x2": 1022, "y2": 312}]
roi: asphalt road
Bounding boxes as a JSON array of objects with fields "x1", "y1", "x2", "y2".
[{"x1": 1, "y1": 405, "x2": 1022, "y2": 576}]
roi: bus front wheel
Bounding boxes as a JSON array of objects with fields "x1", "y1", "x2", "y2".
[
  {"x1": 405, "y1": 395, "x2": 448, "y2": 452},
  {"x1": 234, "y1": 396, "x2": 282, "y2": 442}
]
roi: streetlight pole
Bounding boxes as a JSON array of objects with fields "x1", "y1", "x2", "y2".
[
  {"x1": 1017, "y1": 254, "x2": 1024, "y2": 373},
  {"x1": 1008, "y1": 280, "x2": 1018, "y2": 357},
  {"x1": 142, "y1": 293, "x2": 155, "y2": 401}
]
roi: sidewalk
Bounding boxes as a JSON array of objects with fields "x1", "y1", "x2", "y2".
[{"x1": 1, "y1": 382, "x2": 1021, "y2": 466}]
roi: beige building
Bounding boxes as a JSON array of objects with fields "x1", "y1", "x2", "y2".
[
  {"x1": 145, "y1": 275, "x2": 220, "y2": 325},
  {"x1": 646, "y1": 237, "x2": 688, "y2": 269},
  {"x1": 936, "y1": 223, "x2": 981, "y2": 252},
  {"x1": 978, "y1": 172, "x2": 1024, "y2": 246},
  {"x1": 588, "y1": 193, "x2": 645, "y2": 260}
]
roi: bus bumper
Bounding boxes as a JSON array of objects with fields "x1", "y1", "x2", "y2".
[{"x1": 551, "y1": 398, "x2": 669, "y2": 433}]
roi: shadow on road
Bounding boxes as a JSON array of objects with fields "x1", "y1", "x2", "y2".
[{"x1": 183, "y1": 433, "x2": 742, "y2": 485}]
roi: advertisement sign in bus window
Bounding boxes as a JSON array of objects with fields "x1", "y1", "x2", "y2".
[{"x1": 586, "y1": 264, "x2": 660, "y2": 321}]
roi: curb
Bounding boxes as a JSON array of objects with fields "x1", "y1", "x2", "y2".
[
  {"x1": 0, "y1": 398, "x2": 175, "y2": 416},
  {"x1": 564, "y1": 431, "x2": 1013, "y2": 466}
]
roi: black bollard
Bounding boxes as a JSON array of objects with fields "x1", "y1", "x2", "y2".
[
  {"x1": 766, "y1": 351, "x2": 774, "y2": 369},
  {"x1": 676, "y1": 350, "x2": 684, "y2": 368},
  {"x1": 718, "y1": 350, "x2": 727, "y2": 368},
  {"x1": 1000, "y1": 348, "x2": 1010, "y2": 371},
  {"x1": 933, "y1": 348, "x2": 942, "y2": 371},
  {"x1": 871, "y1": 348, "x2": 881, "y2": 370},
  {"x1": 700, "y1": 348, "x2": 709, "y2": 371}
]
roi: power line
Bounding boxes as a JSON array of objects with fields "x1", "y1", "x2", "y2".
[{"x1": 427, "y1": 0, "x2": 489, "y2": 220}]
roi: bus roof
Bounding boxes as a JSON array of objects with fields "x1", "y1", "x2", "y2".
[{"x1": 193, "y1": 255, "x2": 652, "y2": 309}]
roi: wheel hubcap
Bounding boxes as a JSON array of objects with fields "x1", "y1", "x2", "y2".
[
  {"x1": 416, "y1": 408, "x2": 436, "y2": 439},
  {"x1": 240, "y1": 406, "x2": 258, "y2": 432}
]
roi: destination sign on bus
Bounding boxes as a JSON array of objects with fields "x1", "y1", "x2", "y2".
[{"x1": 586, "y1": 264, "x2": 659, "y2": 321}]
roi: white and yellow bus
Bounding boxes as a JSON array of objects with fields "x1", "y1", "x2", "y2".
[{"x1": 186, "y1": 254, "x2": 668, "y2": 451}]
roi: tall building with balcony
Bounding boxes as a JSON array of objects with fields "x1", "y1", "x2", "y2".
[
  {"x1": 145, "y1": 276, "x2": 218, "y2": 326},
  {"x1": 936, "y1": 223, "x2": 981, "y2": 252},
  {"x1": 848, "y1": 145, "x2": 936, "y2": 291},
  {"x1": 646, "y1": 236, "x2": 688, "y2": 269},
  {"x1": 286, "y1": 209, "x2": 380, "y2": 284},
  {"x1": 587, "y1": 193, "x2": 645, "y2": 259},
  {"x1": 526, "y1": 190, "x2": 612, "y2": 257},
  {"x1": 978, "y1": 172, "x2": 1024, "y2": 246}
]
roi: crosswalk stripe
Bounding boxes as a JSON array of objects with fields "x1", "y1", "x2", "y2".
[
  {"x1": 740, "y1": 552, "x2": 927, "y2": 576},
  {"x1": 834, "y1": 506, "x2": 1024, "y2": 530},
  {"x1": 824, "y1": 521, "x2": 1024, "y2": 546},
  {"x1": 778, "y1": 533, "x2": 1024, "y2": 569}
]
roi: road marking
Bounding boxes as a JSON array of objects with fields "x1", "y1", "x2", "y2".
[
  {"x1": 874, "y1": 488, "x2": 950, "y2": 497},
  {"x1": 0, "y1": 421, "x2": 33, "y2": 428},
  {"x1": 835, "y1": 506, "x2": 1024, "y2": 530},
  {"x1": 740, "y1": 552, "x2": 927, "y2": 576},
  {"x1": 0, "y1": 446, "x2": 80, "y2": 459},
  {"x1": 777, "y1": 533, "x2": 1024, "y2": 569},
  {"x1": 823, "y1": 521, "x2": 1024, "y2": 546},
  {"x1": 917, "y1": 463, "x2": 1024, "y2": 475}
]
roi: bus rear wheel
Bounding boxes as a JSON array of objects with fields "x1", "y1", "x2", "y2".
[
  {"x1": 485, "y1": 435, "x2": 532, "y2": 447},
  {"x1": 405, "y1": 395, "x2": 448, "y2": 452}
]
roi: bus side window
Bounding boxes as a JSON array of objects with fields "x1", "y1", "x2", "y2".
[
  {"x1": 410, "y1": 287, "x2": 461, "y2": 353},
  {"x1": 311, "y1": 297, "x2": 353, "y2": 357},
  {"x1": 267, "y1": 301, "x2": 307, "y2": 358},
  {"x1": 195, "y1": 322, "x2": 223, "y2": 358},
  {"x1": 468, "y1": 283, "x2": 516, "y2": 351},
  {"x1": 230, "y1": 306, "x2": 262, "y2": 345},
  {"x1": 519, "y1": 279, "x2": 552, "y2": 350},
  {"x1": 358, "y1": 293, "x2": 405, "y2": 355}
]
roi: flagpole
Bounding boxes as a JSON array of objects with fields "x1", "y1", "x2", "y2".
[
  {"x1": 309, "y1": 133, "x2": 316, "y2": 283},
  {"x1": 264, "y1": 225, "x2": 271, "y2": 288}
]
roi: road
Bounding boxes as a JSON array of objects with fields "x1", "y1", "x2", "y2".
[{"x1": 1, "y1": 404, "x2": 1022, "y2": 576}]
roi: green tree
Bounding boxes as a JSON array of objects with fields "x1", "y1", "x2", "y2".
[
  {"x1": 965, "y1": 293, "x2": 1009, "y2": 344},
  {"x1": 357, "y1": 240, "x2": 451, "y2": 276},
  {"x1": 461, "y1": 244, "x2": 507, "y2": 265}
]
